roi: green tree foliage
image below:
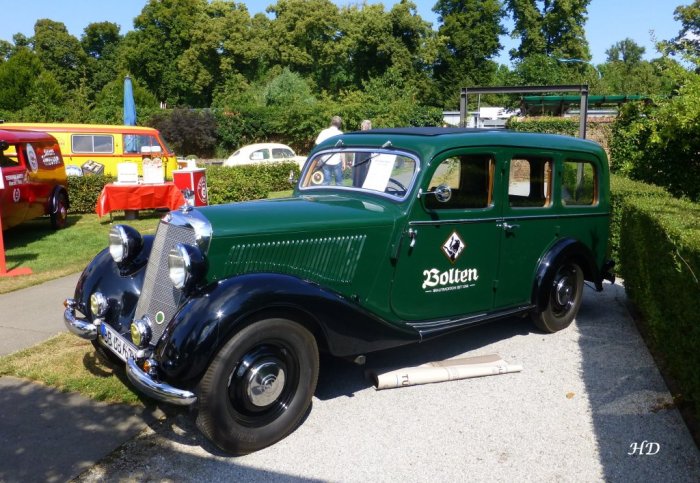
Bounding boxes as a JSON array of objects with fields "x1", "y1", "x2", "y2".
[
  {"x1": 506, "y1": 0, "x2": 591, "y2": 62},
  {"x1": 149, "y1": 108, "x2": 218, "y2": 157},
  {"x1": 610, "y1": 72, "x2": 700, "y2": 200},
  {"x1": 660, "y1": 0, "x2": 700, "y2": 63},
  {"x1": 32, "y1": 19, "x2": 88, "y2": 91},
  {"x1": 81, "y1": 22, "x2": 123, "y2": 96},
  {"x1": 605, "y1": 37, "x2": 645, "y2": 64},
  {"x1": 433, "y1": 0, "x2": 505, "y2": 105}
]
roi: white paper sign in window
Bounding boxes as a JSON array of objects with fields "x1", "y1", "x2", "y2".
[{"x1": 362, "y1": 154, "x2": 396, "y2": 192}]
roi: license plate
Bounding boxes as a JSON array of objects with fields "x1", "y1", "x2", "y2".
[{"x1": 99, "y1": 323, "x2": 137, "y2": 363}]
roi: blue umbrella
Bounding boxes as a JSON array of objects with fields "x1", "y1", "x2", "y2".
[{"x1": 123, "y1": 75, "x2": 137, "y2": 126}]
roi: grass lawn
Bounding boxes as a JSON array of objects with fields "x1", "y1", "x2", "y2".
[
  {"x1": 0, "y1": 332, "x2": 143, "y2": 405},
  {"x1": 0, "y1": 212, "x2": 161, "y2": 294}
]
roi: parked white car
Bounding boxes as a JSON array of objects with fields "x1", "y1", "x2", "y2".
[{"x1": 223, "y1": 143, "x2": 306, "y2": 169}]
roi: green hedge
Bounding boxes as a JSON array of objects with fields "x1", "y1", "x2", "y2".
[
  {"x1": 67, "y1": 175, "x2": 114, "y2": 214},
  {"x1": 611, "y1": 174, "x2": 700, "y2": 416},
  {"x1": 66, "y1": 162, "x2": 300, "y2": 213}
]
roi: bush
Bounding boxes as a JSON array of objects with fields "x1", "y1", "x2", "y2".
[
  {"x1": 149, "y1": 108, "x2": 218, "y2": 158},
  {"x1": 206, "y1": 162, "x2": 299, "y2": 205},
  {"x1": 67, "y1": 175, "x2": 114, "y2": 214},
  {"x1": 611, "y1": 174, "x2": 700, "y2": 418}
]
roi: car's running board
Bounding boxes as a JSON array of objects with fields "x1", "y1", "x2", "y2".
[{"x1": 407, "y1": 304, "x2": 535, "y2": 340}]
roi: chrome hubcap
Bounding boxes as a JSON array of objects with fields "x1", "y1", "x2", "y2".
[
  {"x1": 245, "y1": 360, "x2": 286, "y2": 407},
  {"x1": 555, "y1": 276, "x2": 573, "y2": 308}
]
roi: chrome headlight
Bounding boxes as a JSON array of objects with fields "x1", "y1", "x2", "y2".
[
  {"x1": 168, "y1": 243, "x2": 206, "y2": 290},
  {"x1": 130, "y1": 317, "x2": 152, "y2": 348},
  {"x1": 109, "y1": 225, "x2": 143, "y2": 264},
  {"x1": 90, "y1": 292, "x2": 108, "y2": 317}
]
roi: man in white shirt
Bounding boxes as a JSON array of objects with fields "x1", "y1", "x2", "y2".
[{"x1": 315, "y1": 116, "x2": 344, "y2": 185}]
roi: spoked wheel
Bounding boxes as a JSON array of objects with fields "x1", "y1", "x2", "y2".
[
  {"x1": 197, "y1": 318, "x2": 319, "y2": 455},
  {"x1": 532, "y1": 261, "x2": 584, "y2": 333}
]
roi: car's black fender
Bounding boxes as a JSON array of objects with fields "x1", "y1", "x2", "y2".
[
  {"x1": 73, "y1": 236, "x2": 154, "y2": 333},
  {"x1": 154, "y1": 272, "x2": 420, "y2": 384},
  {"x1": 532, "y1": 237, "x2": 602, "y2": 312}
]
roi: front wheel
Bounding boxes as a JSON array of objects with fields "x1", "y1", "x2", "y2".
[
  {"x1": 531, "y1": 261, "x2": 584, "y2": 333},
  {"x1": 196, "y1": 318, "x2": 319, "y2": 455}
]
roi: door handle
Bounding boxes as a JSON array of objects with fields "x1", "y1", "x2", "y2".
[
  {"x1": 502, "y1": 222, "x2": 520, "y2": 231},
  {"x1": 408, "y1": 228, "x2": 417, "y2": 248}
]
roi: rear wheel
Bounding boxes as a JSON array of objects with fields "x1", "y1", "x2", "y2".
[
  {"x1": 197, "y1": 318, "x2": 319, "y2": 455},
  {"x1": 532, "y1": 261, "x2": 584, "y2": 333},
  {"x1": 50, "y1": 191, "x2": 68, "y2": 229}
]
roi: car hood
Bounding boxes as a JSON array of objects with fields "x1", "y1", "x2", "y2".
[
  {"x1": 199, "y1": 194, "x2": 402, "y2": 239},
  {"x1": 196, "y1": 194, "x2": 403, "y2": 285}
]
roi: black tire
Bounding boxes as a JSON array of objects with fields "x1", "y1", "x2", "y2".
[
  {"x1": 50, "y1": 191, "x2": 68, "y2": 229},
  {"x1": 531, "y1": 261, "x2": 584, "y2": 333},
  {"x1": 196, "y1": 318, "x2": 319, "y2": 455}
]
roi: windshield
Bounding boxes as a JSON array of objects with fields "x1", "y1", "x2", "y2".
[{"x1": 299, "y1": 149, "x2": 418, "y2": 199}]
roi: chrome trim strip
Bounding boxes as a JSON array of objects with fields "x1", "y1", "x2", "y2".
[
  {"x1": 63, "y1": 298, "x2": 97, "y2": 340},
  {"x1": 126, "y1": 358, "x2": 197, "y2": 406},
  {"x1": 409, "y1": 212, "x2": 608, "y2": 226}
]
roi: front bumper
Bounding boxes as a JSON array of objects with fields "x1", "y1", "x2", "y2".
[
  {"x1": 63, "y1": 298, "x2": 97, "y2": 340},
  {"x1": 126, "y1": 358, "x2": 197, "y2": 406},
  {"x1": 64, "y1": 298, "x2": 197, "y2": 406}
]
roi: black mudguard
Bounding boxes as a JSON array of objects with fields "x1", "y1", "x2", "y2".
[
  {"x1": 73, "y1": 236, "x2": 154, "y2": 333},
  {"x1": 155, "y1": 273, "x2": 420, "y2": 385},
  {"x1": 532, "y1": 237, "x2": 603, "y2": 312}
]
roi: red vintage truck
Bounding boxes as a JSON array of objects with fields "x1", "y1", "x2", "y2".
[{"x1": 0, "y1": 129, "x2": 68, "y2": 230}]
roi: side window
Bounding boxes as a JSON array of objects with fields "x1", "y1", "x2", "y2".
[
  {"x1": 124, "y1": 134, "x2": 160, "y2": 154},
  {"x1": 508, "y1": 157, "x2": 552, "y2": 208},
  {"x1": 272, "y1": 148, "x2": 294, "y2": 159},
  {"x1": 562, "y1": 159, "x2": 597, "y2": 206},
  {"x1": 250, "y1": 149, "x2": 269, "y2": 161},
  {"x1": 426, "y1": 155, "x2": 494, "y2": 210},
  {"x1": 72, "y1": 135, "x2": 114, "y2": 154}
]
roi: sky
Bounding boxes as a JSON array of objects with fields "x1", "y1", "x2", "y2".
[{"x1": 0, "y1": 0, "x2": 688, "y2": 66}]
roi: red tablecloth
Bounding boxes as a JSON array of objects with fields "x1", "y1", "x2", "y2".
[{"x1": 96, "y1": 182, "x2": 186, "y2": 217}]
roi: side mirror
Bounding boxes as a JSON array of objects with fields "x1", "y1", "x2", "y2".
[{"x1": 419, "y1": 184, "x2": 452, "y2": 203}]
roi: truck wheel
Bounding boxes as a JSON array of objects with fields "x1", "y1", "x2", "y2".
[
  {"x1": 50, "y1": 192, "x2": 68, "y2": 229},
  {"x1": 532, "y1": 261, "x2": 583, "y2": 333},
  {"x1": 197, "y1": 318, "x2": 319, "y2": 455}
]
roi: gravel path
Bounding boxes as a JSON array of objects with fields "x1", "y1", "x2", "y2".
[{"x1": 76, "y1": 282, "x2": 700, "y2": 482}]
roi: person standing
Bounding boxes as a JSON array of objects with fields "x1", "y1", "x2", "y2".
[
  {"x1": 315, "y1": 116, "x2": 343, "y2": 185},
  {"x1": 352, "y1": 119, "x2": 372, "y2": 187}
]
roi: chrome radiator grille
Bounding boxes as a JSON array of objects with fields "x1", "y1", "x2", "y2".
[{"x1": 135, "y1": 220, "x2": 197, "y2": 344}]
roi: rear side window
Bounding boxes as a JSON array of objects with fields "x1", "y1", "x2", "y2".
[
  {"x1": 562, "y1": 160, "x2": 597, "y2": 206},
  {"x1": 508, "y1": 157, "x2": 552, "y2": 208},
  {"x1": 72, "y1": 135, "x2": 114, "y2": 154},
  {"x1": 250, "y1": 149, "x2": 270, "y2": 160},
  {"x1": 426, "y1": 154, "x2": 494, "y2": 210},
  {"x1": 272, "y1": 148, "x2": 294, "y2": 159}
]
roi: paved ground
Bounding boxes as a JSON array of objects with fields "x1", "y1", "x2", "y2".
[
  {"x1": 1, "y1": 275, "x2": 699, "y2": 482},
  {"x1": 73, "y1": 282, "x2": 700, "y2": 482},
  {"x1": 0, "y1": 272, "x2": 161, "y2": 482}
]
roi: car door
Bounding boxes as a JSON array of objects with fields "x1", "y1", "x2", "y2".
[
  {"x1": 494, "y1": 150, "x2": 559, "y2": 308},
  {"x1": 390, "y1": 150, "x2": 502, "y2": 321}
]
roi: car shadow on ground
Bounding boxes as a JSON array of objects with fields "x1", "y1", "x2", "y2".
[{"x1": 315, "y1": 314, "x2": 535, "y2": 401}]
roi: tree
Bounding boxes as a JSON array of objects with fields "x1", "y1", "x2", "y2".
[
  {"x1": 31, "y1": 19, "x2": 88, "y2": 90},
  {"x1": 0, "y1": 48, "x2": 44, "y2": 111},
  {"x1": 121, "y1": 0, "x2": 210, "y2": 106},
  {"x1": 661, "y1": 0, "x2": 700, "y2": 62},
  {"x1": 506, "y1": 0, "x2": 591, "y2": 62},
  {"x1": 432, "y1": 0, "x2": 505, "y2": 106},
  {"x1": 606, "y1": 38, "x2": 645, "y2": 64}
]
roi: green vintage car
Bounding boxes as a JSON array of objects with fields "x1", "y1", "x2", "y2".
[{"x1": 64, "y1": 127, "x2": 613, "y2": 454}]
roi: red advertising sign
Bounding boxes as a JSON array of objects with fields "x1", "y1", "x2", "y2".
[{"x1": 172, "y1": 168, "x2": 208, "y2": 207}]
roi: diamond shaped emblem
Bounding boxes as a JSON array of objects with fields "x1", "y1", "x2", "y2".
[{"x1": 442, "y1": 231, "x2": 466, "y2": 264}]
